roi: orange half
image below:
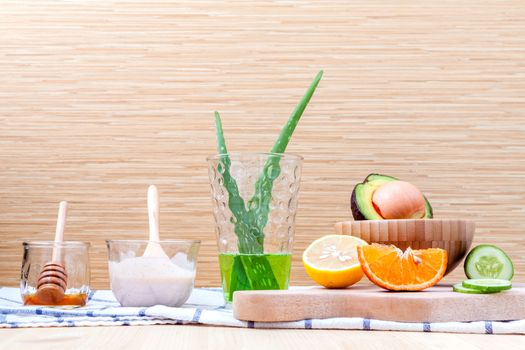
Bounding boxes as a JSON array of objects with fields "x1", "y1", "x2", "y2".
[{"x1": 357, "y1": 243, "x2": 447, "y2": 291}]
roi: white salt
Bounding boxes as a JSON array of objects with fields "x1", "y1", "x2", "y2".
[{"x1": 109, "y1": 256, "x2": 195, "y2": 307}]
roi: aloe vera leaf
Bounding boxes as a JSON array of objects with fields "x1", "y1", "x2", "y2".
[
  {"x1": 271, "y1": 70, "x2": 324, "y2": 154},
  {"x1": 214, "y1": 112, "x2": 246, "y2": 221},
  {"x1": 239, "y1": 254, "x2": 280, "y2": 289},
  {"x1": 228, "y1": 255, "x2": 252, "y2": 301},
  {"x1": 214, "y1": 112, "x2": 263, "y2": 253},
  {"x1": 247, "y1": 71, "x2": 323, "y2": 231}
]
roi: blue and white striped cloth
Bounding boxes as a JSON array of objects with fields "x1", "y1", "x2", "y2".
[{"x1": 1, "y1": 287, "x2": 524, "y2": 334}]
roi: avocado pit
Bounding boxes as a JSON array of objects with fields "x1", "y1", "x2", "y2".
[
  {"x1": 372, "y1": 181, "x2": 426, "y2": 219},
  {"x1": 351, "y1": 173, "x2": 433, "y2": 221}
]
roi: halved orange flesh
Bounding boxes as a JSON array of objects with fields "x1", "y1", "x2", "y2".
[{"x1": 357, "y1": 243, "x2": 447, "y2": 291}]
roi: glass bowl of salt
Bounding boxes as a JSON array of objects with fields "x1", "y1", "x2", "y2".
[{"x1": 106, "y1": 239, "x2": 200, "y2": 307}]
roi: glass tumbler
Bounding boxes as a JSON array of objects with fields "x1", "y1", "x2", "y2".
[
  {"x1": 20, "y1": 241, "x2": 90, "y2": 306},
  {"x1": 207, "y1": 152, "x2": 303, "y2": 302},
  {"x1": 106, "y1": 240, "x2": 200, "y2": 307}
]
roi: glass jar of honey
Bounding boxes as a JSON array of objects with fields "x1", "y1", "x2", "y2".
[{"x1": 20, "y1": 241, "x2": 90, "y2": 307}]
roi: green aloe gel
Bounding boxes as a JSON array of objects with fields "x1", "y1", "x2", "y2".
[{"x1": 219, "y1": 253, "x2": 292, "y2": 302}]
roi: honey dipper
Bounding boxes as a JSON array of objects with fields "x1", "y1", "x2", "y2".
[{"x1": 35, "y1": 201, "x2": 68, "y2": 304}]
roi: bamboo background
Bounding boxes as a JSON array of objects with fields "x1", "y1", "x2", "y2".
[{"x1": 1, "y1": 0, "x2": 524, "y2": 289}]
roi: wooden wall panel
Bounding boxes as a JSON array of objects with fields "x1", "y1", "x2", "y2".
[{"x1": 1, "y1": 0, "x2": 524, "y2": 289}]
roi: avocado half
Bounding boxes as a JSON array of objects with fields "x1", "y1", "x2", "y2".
[{"x1": 351, "y1": 173, "x2": 433, "y2": 220}]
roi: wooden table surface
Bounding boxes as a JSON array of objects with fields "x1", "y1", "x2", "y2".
[{"x1": 0, "y1": 325, "x2": 524, "y2": 350}]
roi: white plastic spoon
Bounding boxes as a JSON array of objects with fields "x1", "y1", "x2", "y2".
[{"x1": 143, "y1": 185, "x2": 169, "y2": 259}]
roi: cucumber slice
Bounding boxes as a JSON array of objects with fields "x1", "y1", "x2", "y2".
[
  {"x1": 462, "y1": 278, "x2": 512, "y2": 292},
  {"x1": 464, "y1": 244, "x2": 514, "y2": 280},
  {"x1": 452, "y1": 283, "x2": 500, "y2": 294}
]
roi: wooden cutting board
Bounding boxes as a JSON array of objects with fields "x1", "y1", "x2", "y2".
[{"x1": 233, "y1": 283, "x2": 525, "y2": 323}]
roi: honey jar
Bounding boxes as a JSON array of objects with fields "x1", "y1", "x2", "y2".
[{"x1": 20, "y1": 241, "x2": 90, "y2": 306}]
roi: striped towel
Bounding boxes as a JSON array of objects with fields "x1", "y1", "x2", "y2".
[{"x1": 1, "y1": 287, "x2": 524, "y2": 334}]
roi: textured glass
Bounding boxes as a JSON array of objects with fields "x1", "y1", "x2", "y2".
[
  {"x1": 20, "y1": 241, "x2": 90, "y2": 306},
  {"x1": 207, "y1": 153, "x2": 303, "y2": 300}
]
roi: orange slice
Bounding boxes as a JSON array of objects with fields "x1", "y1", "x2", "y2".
[
  {"x1": 357, "y1": 243, "x2": 447, "y2": 291},
  {"x1": 303, "y1": 235, "x2": 368, "y2": 288}
]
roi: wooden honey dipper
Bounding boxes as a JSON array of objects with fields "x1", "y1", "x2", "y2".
[{"x1": 34, "y1": 201, "x2": 68, "y2": 305}]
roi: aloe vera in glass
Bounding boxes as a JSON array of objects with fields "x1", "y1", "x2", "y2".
[
  {"x1": 208, "y1": 153, "x2": 303, "y2": 302},
  {"x1": 208, "y1": 71, "x2": 322, "y2": 302}
]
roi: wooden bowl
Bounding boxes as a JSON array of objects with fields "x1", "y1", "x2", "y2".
[{"x1": 334, "y1": 219, "x2": 475, "y2": 275}]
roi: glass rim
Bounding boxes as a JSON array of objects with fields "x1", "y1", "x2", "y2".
[
  {"x1": 106, "y1": 239, "x2": 201, "y2": 245},
  {"x1": 206, "y1": 152, "x2": 304, "y2": 162},
  {"x1": 23, "y1": 241, "x2": 91, "y2": 247}
]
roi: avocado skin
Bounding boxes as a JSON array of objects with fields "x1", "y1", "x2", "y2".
[
  {"x1": 351, "y1": 173, "x2": 390, "y2": 221},
  {"x1": 351, "y1": 186, "x2": 367, "y2": 221},
  {"x1": 350, "y1": 173, "x2": 433, "y2": 220},
  {"x1": 423, "y1": 195, "x2": 433, "y2": 218}
]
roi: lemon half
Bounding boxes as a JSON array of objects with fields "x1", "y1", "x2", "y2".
[{"x1": 302, "y1": 235, "x2": 368, "y2": 289}]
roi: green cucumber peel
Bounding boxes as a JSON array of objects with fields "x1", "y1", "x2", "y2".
[
  {"x1": 452, "y1": 283, "x2": 499, "y2": 294},
  {"x1": 464, "y1": 244, "x2": 514, "y2": 280},
  {"x1": 462, "y1": 278, "x2": 512, "y2": 292}
]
